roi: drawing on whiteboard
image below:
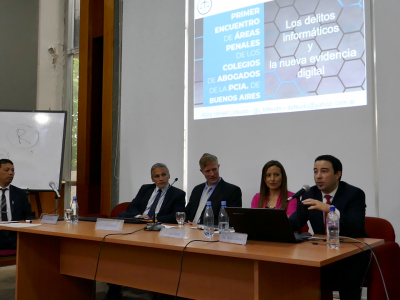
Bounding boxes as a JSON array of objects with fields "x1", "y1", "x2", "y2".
[
  {"x1": 0, "y1": 149, "x2": 9, "y2": 159},
  {"x1": 7, "y1": 124, "x2": 39, "y2": 149}
]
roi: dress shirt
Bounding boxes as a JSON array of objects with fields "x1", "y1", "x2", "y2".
[
  {"x1": 139, "y1": 184, "x2": 170, "y2": 217},
  {"x1": 199, "y1": 177, "x2": 222, "y2": 200},
  {"x1": 195, "y1": 178, "x2": 222, "y2": 224},
  {"x1": 321, "y1": 186, "x2": 340, "y2": 221},
  {"x1": 0, "y1": 185, "x2": 12, "y2": 221}
]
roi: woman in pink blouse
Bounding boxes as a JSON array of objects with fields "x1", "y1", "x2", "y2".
[{"x1": 251, "y1": 160, "x2": 297, "y2": 216}]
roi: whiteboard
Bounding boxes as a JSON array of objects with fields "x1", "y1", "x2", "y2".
[{"x1": 0, "y1": 110, "x2": 66, "y2": 191}]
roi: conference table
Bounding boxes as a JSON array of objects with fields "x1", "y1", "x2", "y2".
[{"x1": 1, "y1": 220, "x2": 383, "y2": 300}]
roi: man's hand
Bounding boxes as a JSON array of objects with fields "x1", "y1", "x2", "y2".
[
  {"x1": 302, "y1": 198, "x2": 331, "y2": 213},
  {"x1": 138, "y1": 215, "x2": 156, "y2": 222},
  {"x1": 138, "y1": 215, "x2": 150, "y2": 219}
]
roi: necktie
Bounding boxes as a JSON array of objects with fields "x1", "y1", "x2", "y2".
[
  {"x1": 193, "y1": 186, "x2": 212, "y2": 224},
  {"x1": 1, "y1": 188, "x2": 8, "y2": 222},
  {"x1": 324, "y1": 195, "x2": 332, "y2": 234},
  {"x1": 147, "y1": 189, "x2": 163, "y2": 218}
]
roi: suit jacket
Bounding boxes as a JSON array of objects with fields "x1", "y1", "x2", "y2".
[
  {"x1": 289, "y1": 181, "x2": 368, "y2": 238},
  {"x1": 123, "y1": 184, "x2": 186, "y2": 224},
  {"x1": 0, "y1": 185, "x2": 35, "y2": 250},
  {"x1": 9, "y1": 185, "x2": 35, "y2": 221},
  {"x1": 185, "y1": 179, "x2": 242, "y2": 225}
]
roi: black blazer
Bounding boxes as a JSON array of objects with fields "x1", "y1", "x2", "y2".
[
  {"x1": 10, "y1": 185, "x2": 35, "y2": 221},
  {"x1": 289, "y1": 181, "x2": 368, "y2": 238},
  {"x1": 0, "y1": 185, "x2": 35, "y2": 250},
  {"x1": 185, "y1": 178, "x2": 242, "y2": 225},
  {"x1": 123, "y1": 184, "x2": 186, "y2": 224}
]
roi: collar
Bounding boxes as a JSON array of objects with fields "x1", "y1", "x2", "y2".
[
  {"x1": 321, "y1": 185, "x2": 338, "y2": 200},
  {"x1": 156, "y1": 183, "x2": 170, "y2": 194},
  {"x1": 0, "y1": 184, "x2": 10, "y2": 190},
  {"x1": 205, "y1": 177, "x2": 222, "y2": 190}
]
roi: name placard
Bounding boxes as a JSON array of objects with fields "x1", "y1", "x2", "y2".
[
  {"x1": 219, "y1": 231, "x2": 248, "y2": 245},
  {"x1": 40, "y1": 214, "x2": 59, "y2": 225},
  {"x1": 159, "y1": 228, "x2": 187, "y2": 239},
  {"x1": 95, "y1": 218, "x2": 124, "y2": 231}
]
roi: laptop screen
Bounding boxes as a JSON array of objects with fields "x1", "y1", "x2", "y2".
[{"x1": 225, "y1": 208, "x2": 300, "y2": 243}]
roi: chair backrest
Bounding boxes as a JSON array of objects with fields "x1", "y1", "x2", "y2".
[
  {"x1": 365, "y1": 216, "x2": 396, "y2": 242},
  {"x1": 110, "y1": 202, "x2": 131, "y2": 218},
  {"x1": 0, "y1": 250, "x2": 16, "y2": 267}
]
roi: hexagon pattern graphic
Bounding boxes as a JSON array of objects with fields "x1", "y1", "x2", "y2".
[
  {"x1": 193, "y1": 0, "x2": 366, "y2": 106},
  {"x1": 263, "y1": 0, "x2": 366, "y2": 99}
]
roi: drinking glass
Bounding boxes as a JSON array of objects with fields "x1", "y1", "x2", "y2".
[
  {"x1": 64, "y1": 208, "x2": 72, "y2": 222},
  {"x1": 176, "y1": 212, "x2": 186, "y2": 227}
]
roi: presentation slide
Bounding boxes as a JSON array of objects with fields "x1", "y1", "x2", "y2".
[{"x1": 194, "y1": 0, "x2": 367, "y2": 120}]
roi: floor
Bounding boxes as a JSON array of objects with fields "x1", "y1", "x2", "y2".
[{"x1": 0, "y1": 265, "x2": 152, "y2": 300}]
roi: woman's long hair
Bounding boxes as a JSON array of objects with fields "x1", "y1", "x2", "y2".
[{"x1": 258, "y1": 160, "x2": 288, "y2": 210}]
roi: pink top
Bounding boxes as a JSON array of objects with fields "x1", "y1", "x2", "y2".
[{"x1": 251, "y1": 191, "x2": 297, "y2": 216}]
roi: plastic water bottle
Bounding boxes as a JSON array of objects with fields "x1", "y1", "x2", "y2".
[
  {"x1": 218, "y1": 201, "x2": 229, "y2": 233},
  {"x1": 203, "y1": 201, "x2": 214, "y2": 238},
  {"x1": 326, "y1": 206, "x2": 339, "y2": 249},
  {"x1": 71, "y1": 196, "x2": 79, "y2": 224}
]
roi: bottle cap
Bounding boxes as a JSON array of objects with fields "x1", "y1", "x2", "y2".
[
  {"x1": 221, "y1": 201, "x2": 226, "y2": 206},
  {"x1": 206, "y1": 201, "x2": 212, "y2": 206},
  {"x1": 73, "y1": 196, "x2": 77, "y2": 200},
  {"x1": 330, "y1": 206, "x2": 335, "y2": 211}
]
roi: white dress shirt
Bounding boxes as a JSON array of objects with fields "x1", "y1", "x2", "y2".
[
  {"x1": 1, "y1": 185, "x2": 12, "y2": 222},
  {"x1": 136, "y1": 184, "x2": 170, "y2": 217},
  {"x1": 321, "y1": 186, "x2": 340, "y2": 223}
]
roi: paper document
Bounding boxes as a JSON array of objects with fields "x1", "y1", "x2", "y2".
[{"x1": 0, "y1": 223, "x2": 42, "y2": 228}]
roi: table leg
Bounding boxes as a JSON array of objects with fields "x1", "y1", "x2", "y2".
[{"x1": 15, "y1": 232, "x2": 92, "y2": 300}]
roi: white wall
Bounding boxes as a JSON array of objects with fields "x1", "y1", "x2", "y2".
[
  {"x1": 36, "y1": 0, "x2": 65, "y2": 110},
  {"x1": 375, "y1": 1, "x2": 400, "y2": 242},
  {"x1": 119, "y1": 0, "x2": 185, "y2": 201}
]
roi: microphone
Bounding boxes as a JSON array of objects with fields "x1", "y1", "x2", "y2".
[
  {"x1": 287, "y1": 185, "x2": 310, "y2": 201},
  {"x1": 49, "y1": 181, "x2": 61, "y2": 198},
  {"x1": 147, "y1": 178, "x2": 179, "y2": 231}
]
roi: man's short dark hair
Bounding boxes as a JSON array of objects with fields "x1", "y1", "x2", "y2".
[
  {"x1": 315, "y1": 155, "x2": 342, "y2": 180},
  {"x1": 0, "y1": 159, "x2": 13, "y2": 169}
]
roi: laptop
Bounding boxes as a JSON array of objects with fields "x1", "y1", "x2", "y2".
[
  {"x1": 225, "y1": 208, "x2": 310, "y2": 243},
  {"x1": 79, "y1": 217, "x2": 145, "y2": 224}
]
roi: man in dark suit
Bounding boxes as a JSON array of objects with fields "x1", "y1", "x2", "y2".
[
  {"x1": 0, "y1": 159, "x2": 35, "y2": 250},
  {"x1": 118, "y1": 163, "x2": 185, "y2": 224},
  {"x1": 185, "y1": 153, "x2": 242, "y2": 225},
  {"x1": 289, "y1": 155, "x2": 368, "y2": 300}
]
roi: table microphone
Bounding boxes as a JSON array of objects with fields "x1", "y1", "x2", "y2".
[
  {"x1": 146, "y1": 178, "x2": 178, "y2": 231},
  {"x1": 49, "y1": 181, "x2": 61, "y2": 198},
  {"x1": 281, "y1": 185, "x2": 310, "y2": 208},
  {"x1": 287, "y1": 185, "x2": 310, "y2": 201}
]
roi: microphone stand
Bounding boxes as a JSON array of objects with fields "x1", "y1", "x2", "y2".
[
  {"x1": 145, "y1": 194, "x2": 164, "y2": 231},
  {"x1": 53, "y1": 193, "x2": 64, "y2": 221},
  {"x1": 145, "y1": 178, "x2": 178, "y2": 231}
]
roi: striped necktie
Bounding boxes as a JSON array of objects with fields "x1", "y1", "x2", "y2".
[
  {"x1": 1, "y1": 188, "x2": 8, "y2": 221},
  {"x1": 148, "y1": 189, "x2": 163, "y2": 218}
]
